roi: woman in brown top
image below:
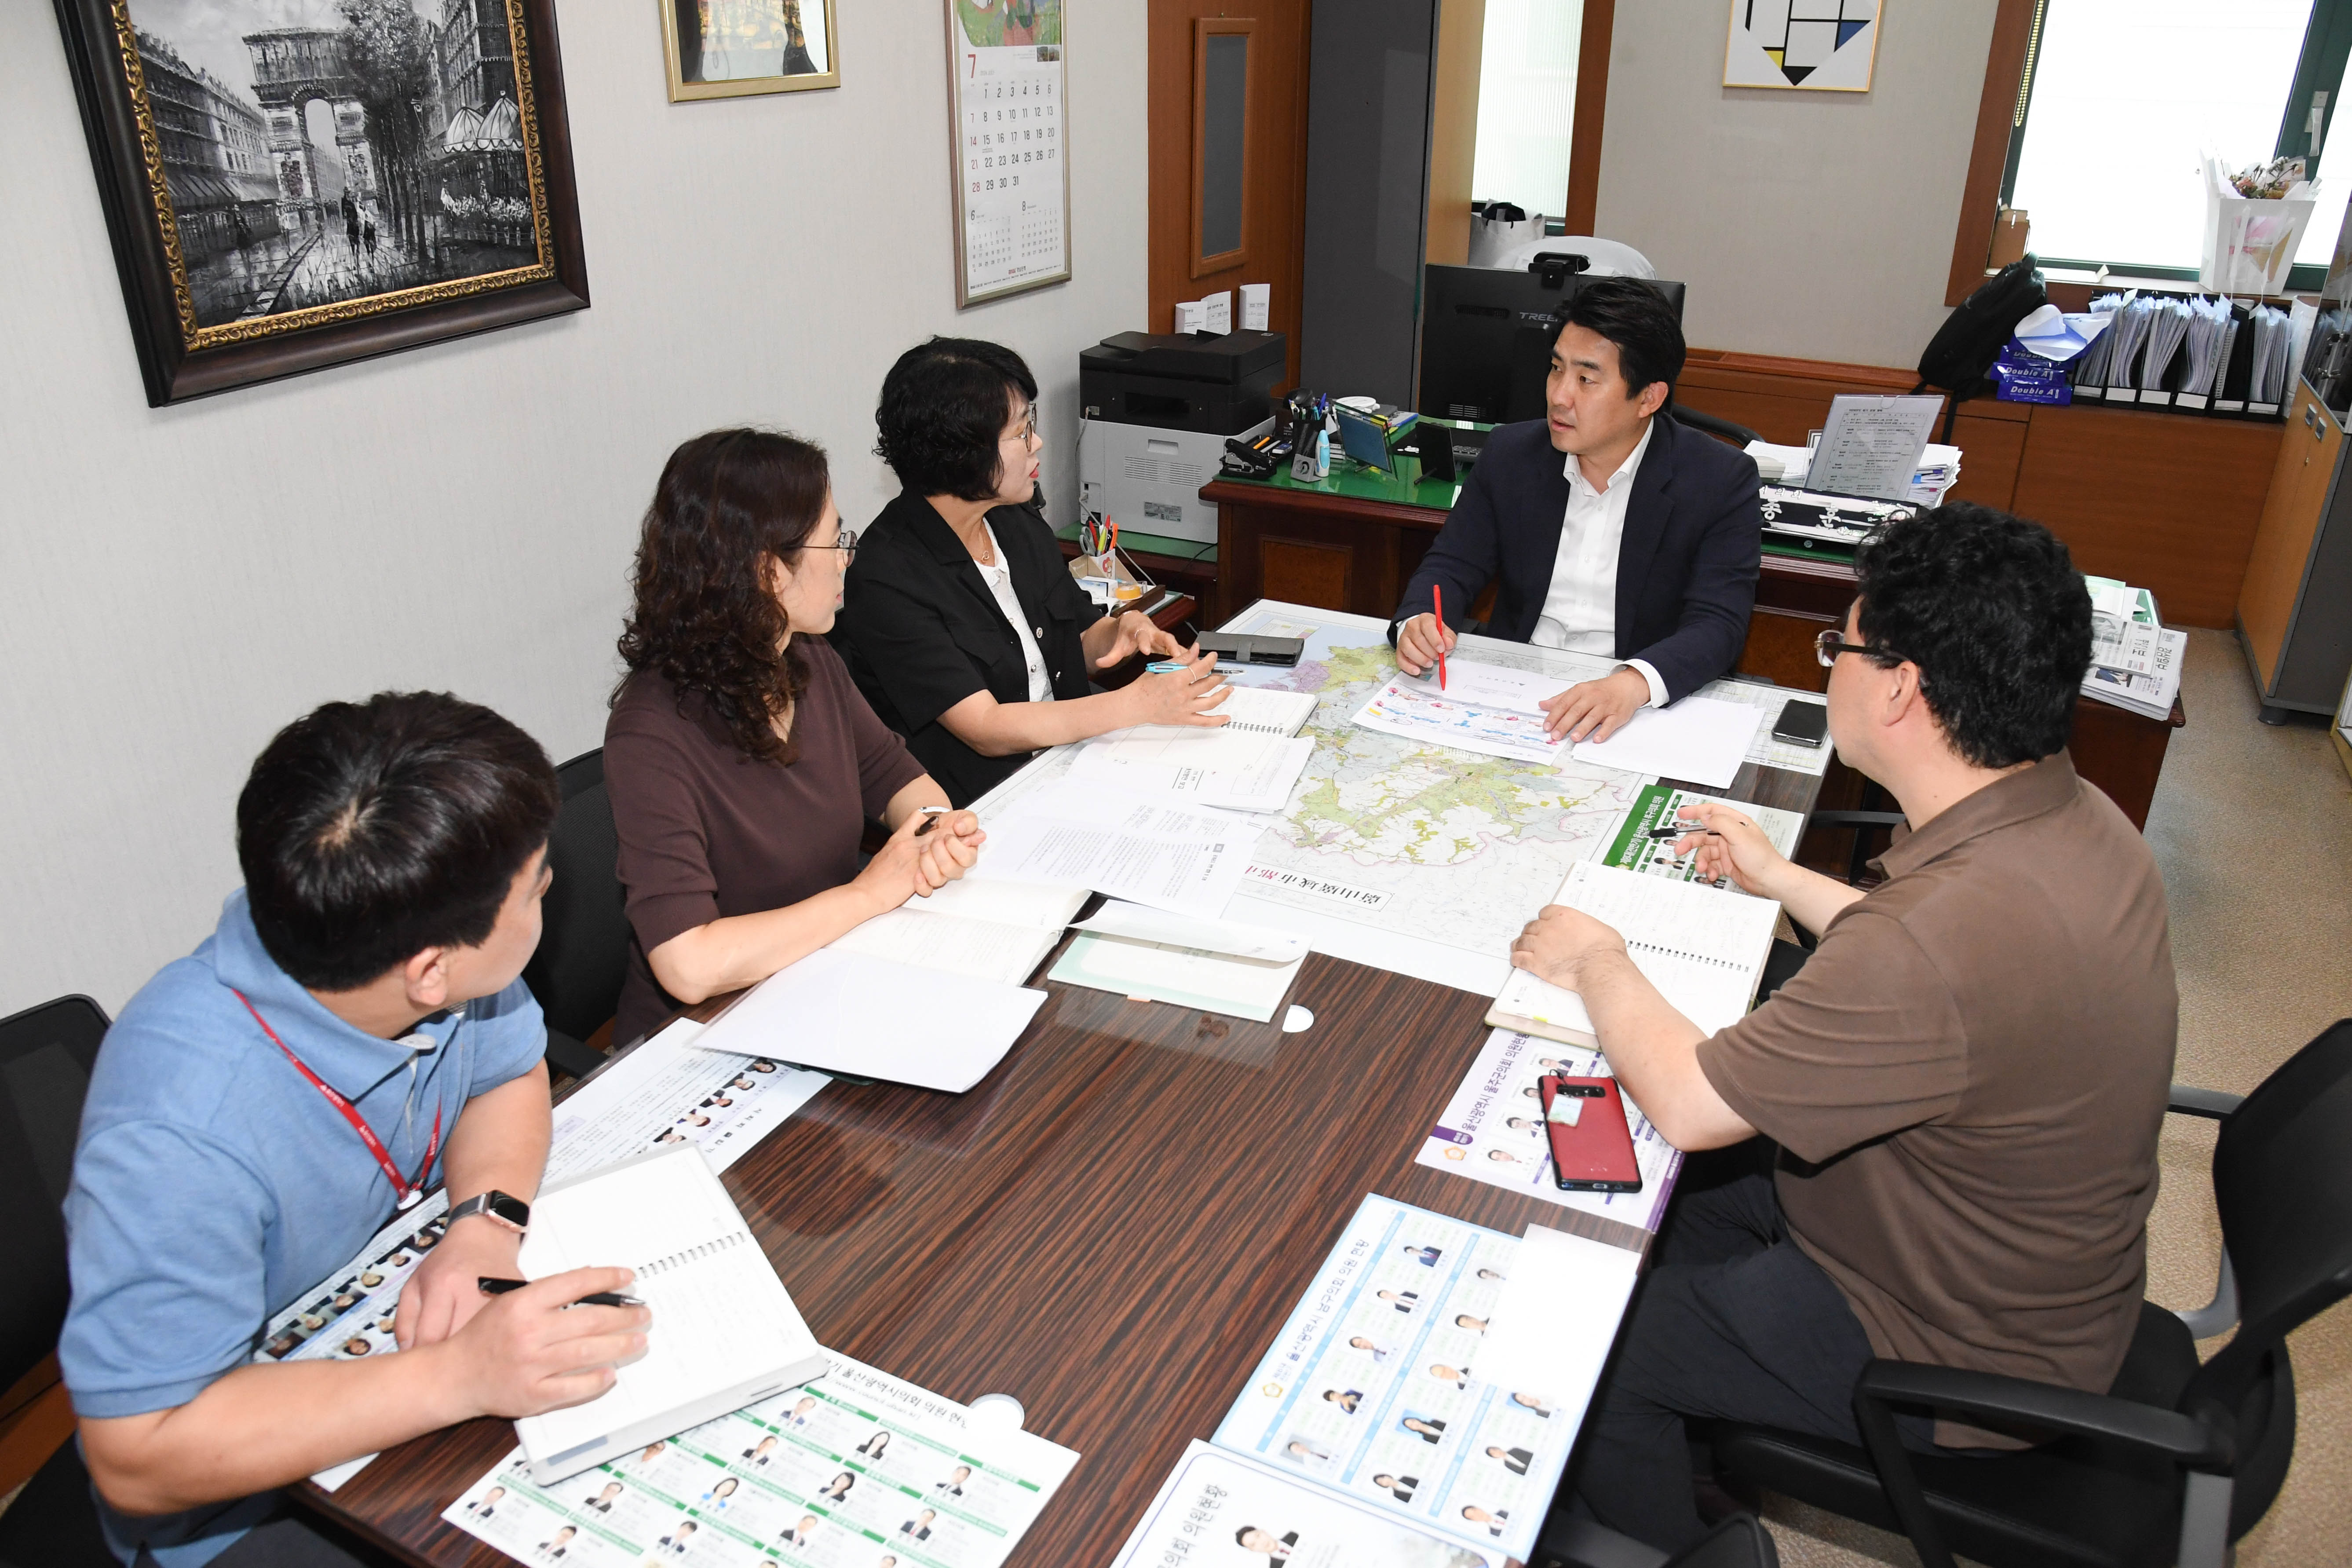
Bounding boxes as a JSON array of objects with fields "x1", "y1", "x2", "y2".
[{"x1": 604, "y1": 429, "x2": 983, "y2": 1045}]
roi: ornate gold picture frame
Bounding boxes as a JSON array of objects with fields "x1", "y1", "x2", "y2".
[
  {"x1": 55, "y1": 0, "x2": 590, "y2": 405},
  {"x1": 661, "y1": 0, "x2": 843, "y2": 102}
]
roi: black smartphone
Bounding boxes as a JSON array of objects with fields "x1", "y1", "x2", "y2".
[{"x1": 1771, "y1": 699, "x2": 1829, "y2": 748}]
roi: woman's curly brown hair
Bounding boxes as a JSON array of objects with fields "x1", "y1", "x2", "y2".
[{"x1": 617, "y1": 429, "x2": 832, "y2": 764}]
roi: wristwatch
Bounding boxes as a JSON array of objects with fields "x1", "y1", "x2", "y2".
[{"x1": 446, "y1": 1190, "x2": 531, "y2": 1235}]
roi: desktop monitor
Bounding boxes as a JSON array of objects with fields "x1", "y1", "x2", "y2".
[{"x1": 1417, "y1": 264, "x2": 1687, "y2": 427}]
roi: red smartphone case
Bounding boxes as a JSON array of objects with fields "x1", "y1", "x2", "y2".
[{"x1": 1539, "y1": 1074, "x2": 1643, "y2": 1193}]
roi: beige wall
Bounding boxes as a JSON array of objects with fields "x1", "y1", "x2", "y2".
[
  {"x1": 0, "y1": 3, "x2": 1147, "y2": 1015},
  {"x1": 1593, "y1": 0, "x2": 1997, "y2": 368}
]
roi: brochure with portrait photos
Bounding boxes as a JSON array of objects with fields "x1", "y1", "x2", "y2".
[
  {"x1": 1198, "y1": 1194, "x2": 1617, "y2": 1564},
  {"x1": 446, "y1": 1352, "x2": 1078, "y2": 1568}
]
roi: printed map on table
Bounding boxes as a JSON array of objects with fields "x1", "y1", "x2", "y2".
[{"x1": 1212, "y1": 604, "x2": 1652, "y2": 961}]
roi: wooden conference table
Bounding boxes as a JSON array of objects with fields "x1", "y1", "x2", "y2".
[{"x1": 300, "y1": 678, "x2": 1829, "y2": 1568}]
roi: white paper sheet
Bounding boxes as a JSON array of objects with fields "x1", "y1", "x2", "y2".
[
  {"x1": 1475, "y1": 1226, "x2": 1642, "y2": 1407},
  {"x1": 1108, "y1": 1441, "x2": 1501, "y2": 1568},
  {"x1": 1348, "y1": 662, "x2": 1567, "y2": 765},
  {"x1": 827, "y1": 907, "x2": 1062, "y2": 985},
  {"x1": 692, "y1": 949, "x2": 1047, "y2": 1093},
  {"x1": 447, "y1": 1352, "x2": 1079, "y2": 1568},
  {"x1": 968, "y1": 780, "x2": 1254, "y2": 918},
  {"x1": 1415, "y1": 1029, "x2": 1683, "y2": 1231},
  {"x1": 1809, "y1": 393, "x2": 1944, "y2": 501},
  {"x1": 1209, "y1": 1195, "x2": 1606, "y2": 1564},
  {"x1": 1067, "y1": 729, "x2": 1314, "y2": 811},
  {"x1": 1569, "y1": 694, "x2": 1763, "y2": 789},
  {"x1": 899, "y1": 876, "x2": 1091, "y2": 926}
]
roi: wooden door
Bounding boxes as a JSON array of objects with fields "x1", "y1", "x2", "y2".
[{"x1": 1147, "y1": 0, "x2": 1311, "y2": 391}]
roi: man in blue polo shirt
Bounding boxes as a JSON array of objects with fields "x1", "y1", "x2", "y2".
[{"x1": 62, "y1": 692, "x2": 650, "y2": 1567}]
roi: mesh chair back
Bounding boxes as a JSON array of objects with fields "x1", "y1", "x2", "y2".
[
  {"x1": 519, "y1": 750, "x2": 632, "y2": 1047},
  {"x1": 2181, "y1": 1018, "x2": 2352, "y2": 1532},
  {"x1": 0, "y1": 997, "x2": 108, "y2": 1391},
  {"x1": 2195, "y1": 1019, "x2": 2352, "y2": 1396}
]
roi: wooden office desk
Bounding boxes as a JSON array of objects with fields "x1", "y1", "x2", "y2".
[
  {"x1": 1206, "y1": 469, "x2": 2188, "y2": 831},
  {"x1": 297, "y1": 759, "x2": 1824, "y2": 1567}
]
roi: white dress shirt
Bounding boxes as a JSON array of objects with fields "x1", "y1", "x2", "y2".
[
  {"x1": 1529, "y1": 419, "x2": 1668, "y2": 708},
  {"x1": 975, "y1": 521, "x2": 1054, "y2": 703}
]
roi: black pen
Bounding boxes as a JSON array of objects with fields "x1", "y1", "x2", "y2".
[
  {"x1": 478, "y1": 1276, "x2": 644, "y2": 1308},
  {"x1": 913, "y1": 805, "x2": 951, "y2": 837},
  {"x1": 1647, "y1": 824, "x2": 1721, "y2": 839}
]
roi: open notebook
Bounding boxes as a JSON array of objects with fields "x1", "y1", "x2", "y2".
[
  {"x1": 513, "y1": 1144, "x2": 826, "y2": 1484},
  {"x1": 826, "y1": 876, "x2": 1090, "y2": 987},
  {"x1": 1487, "y1": 861, "x2": 1781, "y2": 1046}
]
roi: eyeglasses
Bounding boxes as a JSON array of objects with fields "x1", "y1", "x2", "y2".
[
  {"x1": 1815, "y1": 628, "x2": 1900, "y2": 668},
  {"x1": 803, "y1": 526, "x2": 859, "y2": 562},
  {"x1": 1001, "y1": 411, "x2": 1040, "y2": 446}
]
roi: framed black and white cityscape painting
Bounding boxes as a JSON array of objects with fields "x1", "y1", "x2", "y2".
[{"x1": 54, "y1": 0, "x2": 589, "y2": 405}]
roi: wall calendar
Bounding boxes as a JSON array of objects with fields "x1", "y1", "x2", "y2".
[{"x1": 944, "y1": 0, "x2": 1070, "y2": 307}]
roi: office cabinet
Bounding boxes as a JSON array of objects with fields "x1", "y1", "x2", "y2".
[{"x1": 2238, "y1": 381, "x2": 2352, "y2": 720}]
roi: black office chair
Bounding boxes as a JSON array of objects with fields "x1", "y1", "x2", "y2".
[
  {"x1": 0, "y1": 995, "x2": 117, "y2": 1568},
  {"x1": 1544, "y1": 1513, "x2": 1779, "y2": 1568},
  {"x1": 1671, "y1": 407, "x2": 1763, "y2": 449},
  {"x1": 520, "y1": 748, "x2": 632, "y2": 1079},
  {"x1": 1706, "y1": 1018, "x2": 2352, "y2": 1568}
]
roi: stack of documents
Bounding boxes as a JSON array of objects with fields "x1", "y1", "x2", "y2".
[
  {"x1": 2079, "y1": 575, "x2": 2186, "y2": 720},
  {"x1": 965, "y1": 778, "x2": 1256, "y2": 919},
  {"x1": 1068, "y1": 688, "x2": 1318, "y2": 811},
  {"x1": 1486, "y1": 861, "x2": 1781, "y2": 1046},
  {"x1": 1745, "y1": 440, "x2": 1961, "y2": 506}
]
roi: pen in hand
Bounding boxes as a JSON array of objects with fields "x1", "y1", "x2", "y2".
[
  {"x1": 478, "y1": 1276, "x2": 644, "y2": 1308},
  {"x1": 913, "y1": 805, "x2": 950, "y2": 838},
  {"x1": 1647, "y1": 824, "x2": 1723, "y2": 840}
]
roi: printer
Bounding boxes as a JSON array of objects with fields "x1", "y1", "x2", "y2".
[{"x1": 1079, "y1": 329, "x2": 1286, "y2": 543}]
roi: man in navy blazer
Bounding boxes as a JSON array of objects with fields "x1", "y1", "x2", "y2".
[{"x1": 1391, "y1": 278, "x2": 1760, "y2": 743}]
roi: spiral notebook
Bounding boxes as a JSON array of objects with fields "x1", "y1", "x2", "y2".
[
  {"x1": 512, "y1": 1143, "x2": 827, "y2": 1484},
  {"x1": 1487, "y1": 861, "x2": 1781, "y2": 1047}
]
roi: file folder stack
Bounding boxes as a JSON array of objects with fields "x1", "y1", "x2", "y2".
[{"x1": 2079, "y1": 575, "x2": 2187, "y2": 721}]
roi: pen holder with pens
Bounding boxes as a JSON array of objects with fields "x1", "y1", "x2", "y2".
[{"x1": 1068, "y1": 539, "x2": 1157, "y2": 609}]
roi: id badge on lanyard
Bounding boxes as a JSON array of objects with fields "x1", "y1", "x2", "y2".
[{"x1": 231, "y1": 989, "x2": 443, "y2": 1209}]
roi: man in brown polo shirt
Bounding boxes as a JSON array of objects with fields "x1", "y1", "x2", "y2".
[{"x1": 1511, "y1": 503, "x2": 2176, "y2": 1550}]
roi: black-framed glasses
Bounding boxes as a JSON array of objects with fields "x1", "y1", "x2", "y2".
[
  {"x1": 804, "y1": 527, "x2": 859, "y2": 562},
  {"x1": 1815, "y1": 628, "x2": 1899, "y2": 668}
]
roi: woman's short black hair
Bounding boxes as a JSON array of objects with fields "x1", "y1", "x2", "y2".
[
  {"x1": 1550, "y1": 277, "x2": 1685, "y2": 405},
  {"x1": 873, "y1": 336, "x2": 1037, "y2": 502},
  {"x1": 1853, "y1": 501, "x2": 2092, "y2": 768},
  {"x1": 237, "y1": 691, "x2": 559, "y2": 991}
]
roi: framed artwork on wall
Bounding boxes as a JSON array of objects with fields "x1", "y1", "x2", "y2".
[
  {"x1": 944, "y1": 0, "x2": 1070, "y2": 307},
  {"x1": 1725, "y1": 0, "x2": 1881, "y2": 92},
  {"x1": 53, "y1": 0, "x2": 589, "y2": 406},
  {"x1": 660, "y1": 0, "x2": 841, "y2": 101}
]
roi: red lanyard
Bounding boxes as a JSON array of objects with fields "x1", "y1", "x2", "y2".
[{"x1": 232, "y1": 988, "x2": 442, "y2": 1210}]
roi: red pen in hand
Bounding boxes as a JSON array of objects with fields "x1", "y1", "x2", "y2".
[{"x1": 1433, "y1": 585, "x2": 1448, "y2": 691}]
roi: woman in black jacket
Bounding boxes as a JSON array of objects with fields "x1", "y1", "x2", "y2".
[{"x1": 832, "y1": 336, "x2": 1229, "y2": 804}]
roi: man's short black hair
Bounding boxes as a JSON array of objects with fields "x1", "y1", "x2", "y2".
[
  {"x1": 237, "y1": 691, "x2": 559, "y2": 991},
  {"x1": 1549, "y1": 277, "x2": 1685, "y2": 404},
  {"x1": 873, "y1": 336, "x2": 1038, "y2": 502},
  {"x1": 1853, "y1": 502, "x2": 2092, "y2": 768}
]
